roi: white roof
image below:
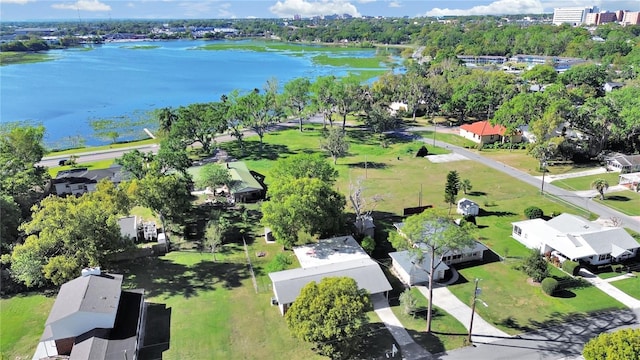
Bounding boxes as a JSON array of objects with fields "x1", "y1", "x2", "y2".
[
  {"x1": 293, "y1": 236, "x2": 369, "y2": 268},
  {"x1": 513, "y1": 214, "x2": 640, "y2": 259},
  {"x1": 268, "y1": 258, "x2": 392, "y2": 305}
]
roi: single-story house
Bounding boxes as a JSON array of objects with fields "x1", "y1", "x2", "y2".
[
  {"x1": 457, "y1": 198, "x2": 480, "y2": 216},
  {"x1": 53, "y1": 165, "x2": 127, "y2": 196},
  {"x1": 605, "y1": 154, "x2": 640, "y2": 174},
  {"x1": 32, "y1": 268, "x2": 147, "y2": 360},
  {"x1": 268, "y1": 236, "x2": 392, "y2": 315},
  {"x1": 390, "y1": 250, "x2": 449, "y2": 284},
  {"x1": 459, "y1": 121, "x2": 522, "y2": 145},
  {"x1": 512, "y1": 213, "x2": 640, "y2": 266},
  {"x1": 390, "y1": 240, "x2": 488, "y2": 285},
  {"x1": 619, "y1": 172, "x2": 640, "y2": 190},
  {"x1": 226, "y1": 162, "x2": 265, "y2": 203}
]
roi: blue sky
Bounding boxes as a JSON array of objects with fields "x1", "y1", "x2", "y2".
[{"x1": 1, "y1": 0, "x2": 638, "y2": 21}]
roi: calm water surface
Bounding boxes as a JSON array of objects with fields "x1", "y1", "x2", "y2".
[{"x1": 0, "y1": 40, "x2": 381, "y2": 146}]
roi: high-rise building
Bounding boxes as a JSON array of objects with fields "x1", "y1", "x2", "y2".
[
  {"x1": 552, "y1": 6, "x2": 598, "y2": 25},
  {"x1": 584, "y1": 12, "x2": 599, "y2": 25},
  {"x1": 598, "y1": 12, "x2": 618, "y2": 24},
  {"x1": 586, "y1": 11, "x2": 618, "y2": 25},
  {"x1": 622, "y1": 11, "x2": 640, "y2": 25}
]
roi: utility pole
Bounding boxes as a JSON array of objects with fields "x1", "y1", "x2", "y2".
[
  {"x1": 468, "y1": 278, "x2": 481, "y2": 343},
  {"x1": 540, "y1": 161, "x2": 547, "y2": 195}
]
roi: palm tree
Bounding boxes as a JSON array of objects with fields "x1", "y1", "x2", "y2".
[
  {"x1": 460, "y1": 179, "x2": 473, "y2": 195},
  {"x1": 591, "y1": 179, "x2": 609, "y2": 200}
]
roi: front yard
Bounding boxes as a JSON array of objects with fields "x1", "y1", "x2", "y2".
[{"x1": 448, "y1": 262, "x2": 626, "y2": 335}]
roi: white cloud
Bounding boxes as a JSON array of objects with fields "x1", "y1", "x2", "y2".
[
  {"x1": 357, "y1": 0, "x2": 376, "y2": 3},
  {"x1": 127, "y1": 2, "x2": 135, "y2": 8},
  {"x1": 52, "y1": 0, "x2": 111, "y2": 11},
  {"x1": 389, "y1": 1, "x2": 401, "y2": 8},
  {"x1": 270, "y1": 0, "x2": 361, "y2": 18},
  {"x1": 426, "y1": 0, "x2": 544, "y2": 16},
  {"x1": 0, "y1": 0, "x2": 35, "y2": 4}
]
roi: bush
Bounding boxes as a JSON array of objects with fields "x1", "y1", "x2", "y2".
[
  {"x1": 522, "y1": 248, "x2": 549, "y2": 282},
  {"x1": 583, "y1": 328, "x2": 640, "y2": 360},
  {"x1": 399, "y1": 289, "x2": 419, "y2": 317},
  {"x1": 562, "y1": 260, "x2": 581, "y2": 276},
  {"x1": 541, "y1": 277, "x2": 559, "y2": 295},
  {"x1": 524, "y1": 206, "x2": 544, "y2": 219},
  {"x1": 361, "y1": 236, "x2": 376, "y2": 254},
  {"x1": 612, "y1": 264, "x2": 625, "y2": 273}
]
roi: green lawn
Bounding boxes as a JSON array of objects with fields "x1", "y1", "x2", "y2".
[
  {"x1": 0, "y1": 51, "x2": 53, "y2": 66},
  {"x1": 593, "y1": 190, "x2": 640, "y2": 216},
  {"x1": 0, "y1": 293, "x2": 55, "y2": 359},
  {"x1": 610, "y1": 274, "x2": 640, "y2": 300},
  {"x1": 448, "y1": 262, "x2": 625, "y2": 335},
  {"x1": 391, "y1": 288, "x2": 468, "y2": 354},
  {"x1": 551, "y1": 172, "x2": 622, "y2": 191}
]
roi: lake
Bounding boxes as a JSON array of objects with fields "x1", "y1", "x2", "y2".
[{"x1": 0, "y1": 40, "x2": 388, "y2": 147}]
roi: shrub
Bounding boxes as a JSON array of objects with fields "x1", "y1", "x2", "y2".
[
  {"x1": 399, "y1": 289, "x2": 419, "y2": 317},
  {"x1": 562, "y1": 260, "x2": 581, "y2": 276},
  {"x1": 583, "y1": 328, "x2": 640, "y2": 360},
  {"x1": 524, "y1": 206, "x2": 544, "y2": 219},
  {"x1": 541, "y1": 277, "x2": 559, "y2": 295},
  {"x1": 522, "y1": 248, "x2": 549, "y2": 282},
  {"x1": 361, "y1": 236, "x2": 376, "y2": 254},
  {"x1": 612, "y1": 264, "x2": 625, "y2": 273}
]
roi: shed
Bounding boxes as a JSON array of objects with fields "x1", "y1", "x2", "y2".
[{"x1": 456, "y1": 198, "x2": 479, "y2": 216}]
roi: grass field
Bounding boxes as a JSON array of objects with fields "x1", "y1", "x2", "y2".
[
  {"x1": 0, "y1": 294, "x2": 56, "y2": 359},
  {"x1": 594, "y1": 191, "x2": 640, "y2": 216},
  {"x1": 610, "y1": 274, "x2": 640, "y2": 300},
  {"x1": 551, "y1": 172, "x2": 622, "y2": 191},
  {"x1": 0, "y1": 51, "x2": 53, "y2": 66},
  {"x1": 448, "y1": 262, "x2": 626, "y2": 335}
]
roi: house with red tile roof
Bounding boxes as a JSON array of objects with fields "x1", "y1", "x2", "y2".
[{"x1": 459, "y1": 121, "x2": 522, "y2": 145}]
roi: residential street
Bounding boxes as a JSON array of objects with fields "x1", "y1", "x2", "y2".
[
  {"x1": 413, "y1": 134, "x2": 640, "y2": 234},
  {"x1": 434, "y1": 309, "x2": 640, "y2": 360}
]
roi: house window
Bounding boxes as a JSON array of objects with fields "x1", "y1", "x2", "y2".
[
  {"x1": 514, "y1": 226, "x2": 522, "y2": 236},
  {"x1": 598, "y1": 254, "x2": 611, "y2": 261},
  {"x1": 452, "y1": 254, "x2": 462, "y2": 261}
]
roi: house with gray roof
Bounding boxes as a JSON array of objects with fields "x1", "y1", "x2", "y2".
[
  {"x1": 32, "y1": 268, "x2": 147, "y2": 360},
  {"x1": 512, "y1": 213, "x2": 640, "y2": 265},
  {"x1": 53, "y1": 165, "x2": 127, "y2": 196},
  {"x1": 268, "y1": 236, "x2": 392, "y2": 315},
  {"x1": 605, "y1": 153, "x2": 640, "y2": 174}
]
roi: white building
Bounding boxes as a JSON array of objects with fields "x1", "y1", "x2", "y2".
[
  {"x1": 512, "y1": 213, "x2": 640, "y2": 266},
  {"x1": 552, "y1": 6, "x2": 598, "y2": 25},
  {"x1": 268, "y1": 236, "x2": 392, "y2": 315}
]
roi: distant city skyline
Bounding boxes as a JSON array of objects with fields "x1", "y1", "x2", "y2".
[{"x1": 1, "y1": 0, "x2": 639, "y2": 21}]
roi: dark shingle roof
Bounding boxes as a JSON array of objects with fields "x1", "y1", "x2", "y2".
[{"x1": 46, "y1": 274, "x2": 123, "y2": 326}]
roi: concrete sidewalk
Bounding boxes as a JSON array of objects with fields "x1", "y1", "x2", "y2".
[
  {"x1": 542, "y1": 167, "x2": 608, "y2": 182},
  {"x1": 371, "y1": 293, "x2": 433, "y2": 360},
  {"x1": 415, "y1": 286, "x2": 511, "y2": 343},
  {"x1": 579, "y1": 269, "x2": 640, "y2": 310}
]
